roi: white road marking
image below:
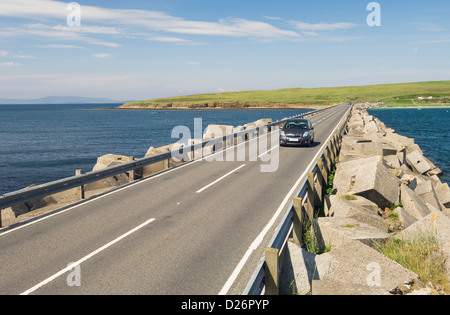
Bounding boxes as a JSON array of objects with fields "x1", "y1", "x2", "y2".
[
  {"x1": 20, "y1": 217, "x2": 156, "y2": 295},
  {"x1": 196, "y1": 164, "x2": 246, "y2": 193},
  {"x1": 257, "y1": 145, "x2": 279, "y2": 159}
]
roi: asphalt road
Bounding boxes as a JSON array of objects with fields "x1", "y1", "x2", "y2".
[{"x1": 0, "y1": 103, "x2": 351, "y2": 295}]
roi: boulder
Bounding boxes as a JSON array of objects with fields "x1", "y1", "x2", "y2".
[{"x1": 333, "y1": 156, "x2": 400, "y2": 208}]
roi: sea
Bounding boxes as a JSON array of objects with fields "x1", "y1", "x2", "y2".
[
  {"x1": 0, "y1": 104, "x2": 448, "y2": 196},
  {"x1": 367, "y1": 107, "x2": 450, "y2": 185},
  {"x1": 0, "y1": 104, "x2": 309, "y2": 195}
]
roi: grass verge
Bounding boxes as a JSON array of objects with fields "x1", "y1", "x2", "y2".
[{"x1": 373, "y1": 234, "x2": 449, "y2": 294}]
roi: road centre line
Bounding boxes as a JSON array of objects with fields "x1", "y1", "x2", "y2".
[
  {"x1": 196, "y1": 164, "x2": 246, "y2": 194},
  {"x1": 20, "y1": 217, "x2": 156, "y2": 295},
  {"x1": 218, "y1": 105, "x2": 351, "y2": 295},
  {"x1": 257, "y1": 145, "x2": 279, "y2": 159}
]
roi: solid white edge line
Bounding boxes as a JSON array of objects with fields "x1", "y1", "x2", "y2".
[
  {"x1": 196, "y1": 164, "x2": 246, "y2": 193},
  {"x1": 20, "y1": 217, "x2": 156, "y2": 295},
  {"x1": 218, "y1": 104, "x2": 351, "y2": 295}
]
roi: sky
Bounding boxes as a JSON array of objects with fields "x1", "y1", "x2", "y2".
[{"x1": 0, "y1": 0, "x2": 449, "y2": 101}]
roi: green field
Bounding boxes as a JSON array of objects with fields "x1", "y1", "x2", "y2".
[{"x1": 121, "y1": 80, "x2": 450, "y2": 109}]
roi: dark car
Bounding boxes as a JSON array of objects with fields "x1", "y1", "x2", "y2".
[{"x1": 280, "y1": 118, "x2": 315, "y2": 147}]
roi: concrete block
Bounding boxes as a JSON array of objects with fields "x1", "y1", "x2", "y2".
[
  {"x1": 432, "y1": 182, "x2": 450, "y2": 208},
  {"x1": 203, "y1": 124, "x2": 234, "y2": 139},
  {"x1": 383, "y1": 155, "x2": 401, "y2": 169},
  {"x1": 311, "y1": 279, "x2": 390, "y2": 295},
  {"x1": 327, "y1": 195, "x2": 386, "y2": 231},
  {"x1": 333, "y1": 156, "x2": 400, "y2": 208},
  {"x1": 406, "y1": 150, "x2": 433, "y2": 174},
  {"x1": 400, "y1": 184, "x2": 431, "y2": 221},
  {"x1": 319, "y1": 239, "x2": 419, "y2": 293},
  {"x1": 395, "y1": 211, "x2": 450, "y2": 244},
  {"x1": 414, "y1": 180, "x2": 443, "y2": 211},
  {"x1": 313, "y1": 217, "x2": 390, "y2": 248},
  {"x1": 363, "y1": 120, "x2": 379, "y2": 134},
  {"x1": 280, "y1": 241, "x2": 335, "y2": 295}
]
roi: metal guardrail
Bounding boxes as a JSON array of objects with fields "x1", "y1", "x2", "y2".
[
  {"x1": 0, "y1": 104, "x2": 340, "y2": 210},
  {"x1": 243, "y1": 103, "x2": 353, "y2": 295}
]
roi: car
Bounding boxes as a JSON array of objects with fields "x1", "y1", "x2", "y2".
[{"x1": 279, "y1": 118, "x2": 315, "y2": 147}]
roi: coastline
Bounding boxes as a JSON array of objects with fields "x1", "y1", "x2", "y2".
[{"x1": 112, "y1": 104, "x2": 326, "y2": 111}]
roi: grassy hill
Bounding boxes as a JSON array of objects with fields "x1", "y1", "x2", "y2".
[{"x1": 120, "y1": 80, "x2": 450, "y2": 109}]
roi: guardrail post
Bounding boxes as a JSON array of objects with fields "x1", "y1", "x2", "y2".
[
  {"x1": 75, "y1": 169, "x2": 85, "y2": 200},
  {"x1": 265, "y1": 247, "x2": 279, "y2": 295},
  {"x1": 128, "y1": 156, "x2": 136, "y2": 181},
  {"x1": 292, "y1": 197, "x2": 303, "y2": 248},
  {"x1": 306, "y1": 172, "x2": 315, "y2": 221}
]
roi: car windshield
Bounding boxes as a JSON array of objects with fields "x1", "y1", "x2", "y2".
[{"x1": 285, "y1": 121, "x2": 308, "y2": 129}]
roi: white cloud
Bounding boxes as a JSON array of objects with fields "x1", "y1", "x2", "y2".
[
  {"x1": 38, "y1": 44, "x2": 84, "y2": 49},
  {"x1": 0, "y1": 61, "x2": 22, "y2": 66},
  {"x1": 92, "y1": 53, "x2": 111, "y2": 58},
  {"x1": 0, "y1": 0, "x2": 300, "y2": 41},
  {"x1": 149, "y1": 36, "x2": 196, "y2": 44},
  {"x1": 290, "y1": 21, "x2": 357, "y2": 31}
]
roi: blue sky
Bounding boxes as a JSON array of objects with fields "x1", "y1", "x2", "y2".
[{"x1": 0, "y1": 0, "x2": 449, "y2": 101}]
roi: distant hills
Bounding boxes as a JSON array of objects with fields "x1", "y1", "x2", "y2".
[{"x1": 0, "y1": 96, "x2": 122, "y2": 105}]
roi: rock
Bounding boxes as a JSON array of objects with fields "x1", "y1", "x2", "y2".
[{"x1": 333, "y1": 156, "x2": 400, "y2": 208}]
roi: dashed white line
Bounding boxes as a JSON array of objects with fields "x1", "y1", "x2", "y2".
[
  {"x1": 20, "y1": 217, "x2": 156, "y2": 295},
  {"x1": 196, "y1": 164, "x2": 246, "y2": 193}
]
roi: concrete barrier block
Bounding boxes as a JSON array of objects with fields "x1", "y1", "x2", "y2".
[
  {"x1": 406, "y1": 150, "x2": 433, "y2": 175},
  {"x1": 400, "y1": 184, "x2": 431, "y2": 221},
  {"x1": 414, "y1": 180, "x2": 443, "y2": 211},
  {"x1": 316, "y1": 238, "x2": 418, "y2": 293},
  {"x1": 327, "y1": 195, "x2": 387, "y2": 232},
  {"x1": 333, "y1": 156, "x2": 400, "y2": 208},
  {"x1": 432, "y1": 181, "x2": 450, "y2": 208}
]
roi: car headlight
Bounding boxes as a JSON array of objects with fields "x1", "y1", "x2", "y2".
[
  {"x1": 303, "y1": 131, "x2": 310, "y2": 137},
  {"x1": 280, "y1": 131, "x2": 286, "y2": 137}
]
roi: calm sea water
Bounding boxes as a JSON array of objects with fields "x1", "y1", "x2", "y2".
[
  {"x1": 368, "y1": 107, "x2": 450, "y2": 185},
  {"x1": 0, "y1": 104, "x2": 309, "y2": 195},
  {"x1": 1, "y1": 105, "x2": 448, "y2": 195}
]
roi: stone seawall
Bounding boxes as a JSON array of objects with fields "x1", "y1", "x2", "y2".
[{"x1": 284, "y1": 102, "x2": 450, "y2": 295}]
